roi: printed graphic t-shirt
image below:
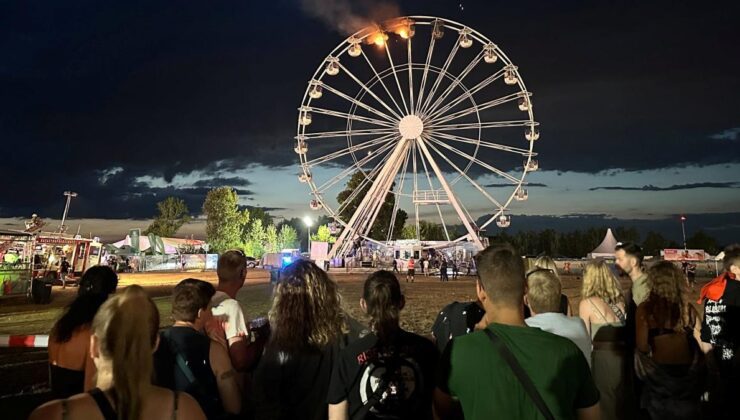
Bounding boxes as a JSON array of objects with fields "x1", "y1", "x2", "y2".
[
  {"x1": 701, "y1": 276, "x2": 740, "y2": 365},
  {"x1": 327, "y1": 330, "x2": 439, "y2": 420}
]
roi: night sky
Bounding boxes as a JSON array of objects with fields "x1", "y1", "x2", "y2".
[{"x1": 2, "y1": 0, "x2": 739, "y2": 242}]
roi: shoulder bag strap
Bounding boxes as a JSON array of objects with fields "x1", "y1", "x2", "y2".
[
  {"x1": 88, "y1": 388, "x2": 118, "y2": 420},
  {"x1": 483, "y1": 328, "x2": 555, "y2": 420}
]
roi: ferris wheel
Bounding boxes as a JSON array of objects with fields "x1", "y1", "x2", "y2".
[{"x1": 295, "y1": 16, "x2": 540, "y2": 258}]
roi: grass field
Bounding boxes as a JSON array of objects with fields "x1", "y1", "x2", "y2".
[{"x1": 0, "y1": 269, "x2": 709, "y2": 337}]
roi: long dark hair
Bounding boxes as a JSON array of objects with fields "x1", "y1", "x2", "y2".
[
  {"x1": 51, "y1": 265, "x2": 119, "y2": 343},
  {"x1": 363, "y1": 270, "x2": 403, "y2": 342},
  {"x1": 267, "y1": 260, "x2": 345, "y2": 353}
]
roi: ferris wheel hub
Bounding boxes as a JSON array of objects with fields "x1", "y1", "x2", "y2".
[{"x1": 398, "y1": 114, "x2": 424, "y2": 140}]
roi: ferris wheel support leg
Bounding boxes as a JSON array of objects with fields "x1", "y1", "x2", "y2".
[
  {"x1": 328, "y1": 139, "x2": 411, "y2": 259},
  {"x1": 416, "y1": 137, "x2": 484, "y2": 250}
]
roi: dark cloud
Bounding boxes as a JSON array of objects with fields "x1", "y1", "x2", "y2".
[
  {"x1": 485, "y1": 182, "x2": 548, "y2": 188},
  {"x1": 2, "y1": 0, "x2": 739, "y2": 216},
  {"x1": 191, "y1": 177, "x2": 252, "y2": 188},
  {"x1": 589, "y1": 182, "x2": 740, "y2": 191}
]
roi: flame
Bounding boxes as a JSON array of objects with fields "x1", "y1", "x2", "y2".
[
  {"x1": 398, "y1": 28, "x2": 408, "y2": 39},
  {"x1": 369, "y1": 31, "x2": 388, "y2": 47}
]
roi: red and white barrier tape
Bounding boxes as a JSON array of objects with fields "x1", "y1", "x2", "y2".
[{"x1": 0, "y1": 335, "x2": 49, "y2": 348}]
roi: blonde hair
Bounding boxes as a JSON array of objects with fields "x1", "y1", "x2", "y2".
[
  {"x1": 534, "y1": 256, "x2": 561, "y2": 283},
  {"x1": 92, "y1": 285, "x2": 160, "y2": 420},
  {"x1": 581, "y1": 259, "x2": 625, "y2": 306},
  {"x1": 645, "y1": 261, "x2": 692, "y2": 331},
  {"x1": 526, "y1": 269, "x2": 561, "y2": 313}
]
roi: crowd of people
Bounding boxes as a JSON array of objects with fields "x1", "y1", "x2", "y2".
[{"x1": 27, "y1": 242, "x2": 740, "y2": 419}]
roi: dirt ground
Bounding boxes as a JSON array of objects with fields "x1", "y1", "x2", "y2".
[{"x1": 0, "y1": 269, "x2": 711, "y2": 403}]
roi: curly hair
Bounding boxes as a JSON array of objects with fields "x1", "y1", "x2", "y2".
[
  {"x1": 267, "y1": 259, "x2": 345, "y2": 353},
  {"x1": 644, "y1": 261, "x2": 692, "y2": 331},
  {"x1": 581, "y1": 259, "x2": 625, "y2": 306}
]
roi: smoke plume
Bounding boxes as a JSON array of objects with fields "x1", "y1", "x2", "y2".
[{"x1": 299, "y1": 0, "x2": 401, "y2": 35}]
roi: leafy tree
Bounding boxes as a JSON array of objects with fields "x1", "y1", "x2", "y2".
[
  {"x1": 615, "y1": 227, "x2": 641, "y2": 244},
  {"x1": 419, "y1": 220, "x2": 448, "y2": 241},
  {"x1": 264, "y1": 224, "x2": 279, "y2": 253},
  {"x1": 336, "y1": 171, "x2": 407, "y2": 240},
  {"x1": 643, "y1": 231, "x2": 669, "y2": 256},
  {"x1": 202, "y1": 187, "x2": 250, "y2": 253},
  {"x1": 242, "y1": 218, "x2": 266, "y2": 258},
  {"x1": 400, "y1": 225, "x2": 417, "y2": 240},
  {"x1": 277, "y1": 224, "x2": 299, "y2": 250},
  {"x1": 144, "y1": 197, "x2": 191, "y2": 237},
  {"x1": 686, "y1": 230, "x2": 719, "y2": 255},
  {"x1": 244, "y1": 207, "x2": 274, "y2": 234},
  {"x1": 311, "y1": 224, "x2": 337, "y2": 243}
]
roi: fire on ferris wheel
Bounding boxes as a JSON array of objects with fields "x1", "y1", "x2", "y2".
[{"x1": 295, "y1": 16, "x2": 540, "y2": 258}]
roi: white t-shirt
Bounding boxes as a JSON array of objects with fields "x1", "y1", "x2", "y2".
[
  {"x1": 525, "y1": 312, "x2": 593, "y2": 367},
  {"x1": 211, "y1": 291, "x2": 249, "y2": 341}
]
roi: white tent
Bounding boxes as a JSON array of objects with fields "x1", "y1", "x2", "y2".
[
  {"x1": 110, "y1": 235, "x2": 180, "y2": 254},
  {"x1": 588, "y1": 228, "x2": 619, "y2": 259}
]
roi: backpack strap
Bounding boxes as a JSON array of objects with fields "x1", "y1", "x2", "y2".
[
  {"x1": 483, "y1": 328, "x2": 555, "y2": 420},
  {"x1": 88, "y1": 388, "x2": 117, "y2": 420},
  {"x1": 172, "y1": 390, "x2": 179, "y2": 420}
]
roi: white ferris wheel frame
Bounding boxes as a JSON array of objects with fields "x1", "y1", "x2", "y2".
[{"x1": 295, "y1": 16, "x2": 539, "y2": 258}]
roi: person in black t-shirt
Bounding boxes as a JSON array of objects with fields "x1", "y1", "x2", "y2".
[
  {"x1": 327, "y1": 270, "x2": 439, "y2": 420},
  {"x1": 699, "y1": 244, "x2": 740, "y2": 413},
  {"x1": 431, "y1": 300, "x2": 485, "y2": 353},
  {"x1": 253, "y1": 260, "x2": 349, "y2": 420}
]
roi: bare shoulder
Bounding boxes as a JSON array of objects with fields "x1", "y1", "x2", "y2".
[
  {"x1": 28, "y1": 400, "x2": 63, "y2": 420},
  {"x1": 177, "y1": 392, "x2": 207, "y2": 420},
  {"x1": 29, "y1": 394, "x2": 98, "y2": 420},
  {"x1": 578, "y1": 297, "x2": 592, "y2": 314}
]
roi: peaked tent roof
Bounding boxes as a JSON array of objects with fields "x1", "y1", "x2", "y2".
[{"x1": 588, "y1": 228, "x2": 619, "y2": 258}]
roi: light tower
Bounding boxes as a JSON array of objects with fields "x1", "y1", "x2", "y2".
[{"x1": 59, "y1": 191, "x2": 78, "y2": 234}]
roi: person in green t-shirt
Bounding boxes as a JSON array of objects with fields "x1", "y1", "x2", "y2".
[{"x1": 434, "y1": 243, "x2": 600, "y2": 420}]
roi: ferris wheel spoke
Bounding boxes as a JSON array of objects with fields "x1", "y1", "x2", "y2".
[
  {"x1": 336, "y1": 62, "x2": 404, "y2": 121},
  {"x1": 424, "y1": 137, "x2": 504, "y2": 208},
  {"x1": 320, "y1": 83, "x2": 398, "y2": 123},
  {"x1": 411, "y1": 141, "x2": 420, "y2": 239},
  {"x1": 315, "y1": 138, "x2": 398, "y2": 193},
  {"x1": 384, "y1": 43, "x2": 410, "y2": 114},
  {"x1": 425, "y1": 67, "x2": 507, "y2": 120},
  {"x1": 407, "y1": 36, "x2": 415, "y2": 114},
  {"x1": 419, "y1": 34, "x2": 462, "y2": 116},
  {"x1": 416, "y1": 144, "x2": 451, "y2": 241},
  {"x1": 305, "y1": 107, "x2": 396, "y2": 128},
  {"x1": 305, "y1": 134, "x2": 396, "y2": 167},
  {"x1": 426, "y1": 136, "x2": 521, "y2": 184},
  {"x1": 417, "y1": 136, "x2": 481, "y2": 246},
  {"x1": 431, "y1": 92, "x2": 524, "y2": 125},
  {"x1": 301, "y1": 127, "x2": 396, "y2": 140},
  {"x1": 422, "y1": 51, "x2": 483, "y2": 118},
  {"x1": 386, "y1": 145, "x2": 411, "y2": 242},
  {"x1": 414, "y1": 34, "x2": 436, "y2": 115},
  {"x1": 361, "y1": 52, "x2": 406, "y2": 117},
  {"x1": 428, "y1": 120, "x2": 534, "y2": 132},
  {"x1": 430, "y1": 131, "x2": 534, "y2": 156}
]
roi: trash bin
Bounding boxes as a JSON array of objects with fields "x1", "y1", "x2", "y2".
[{"x1": 31, "y1": 277, "x2": 53, "y2": 304}]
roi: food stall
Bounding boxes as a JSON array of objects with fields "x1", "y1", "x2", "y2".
[
  {"x1": 33, "y1": 235, "x2": 103, "y2": 285},
  {"x1": 0, "y1": 230, "x2": 35, "y2": 296}
]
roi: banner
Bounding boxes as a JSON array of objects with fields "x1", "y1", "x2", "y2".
[{"x1": 663, "y1": 249, "x2": 706, "y2": 261}]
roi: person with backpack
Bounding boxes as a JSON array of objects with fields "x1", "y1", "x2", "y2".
[
  {"x1": 435, "y1": 244, "x2": 600, "y2": 420},
  {"x1": 154, "y1": 279, "x2": 242, "y2": 419},
  {"x1": 328, "y1": 270, "x2": 439, "y2": 420}
]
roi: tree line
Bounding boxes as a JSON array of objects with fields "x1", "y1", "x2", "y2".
[{"x1": 144, "y1": 176, "x2": 723, "y2": 258}]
